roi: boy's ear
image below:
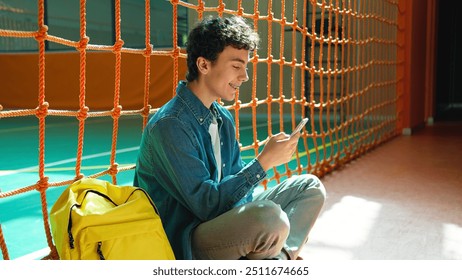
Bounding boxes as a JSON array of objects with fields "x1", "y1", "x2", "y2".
[{"x1": 196, "y1": 57, "x2": 209, "y2": 75}]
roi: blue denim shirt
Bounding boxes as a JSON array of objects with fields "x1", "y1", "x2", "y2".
[{"x1": 133, "y1": 81, "x2": 266, "y2": 260}]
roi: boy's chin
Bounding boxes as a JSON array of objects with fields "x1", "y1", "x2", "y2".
[{"x1": 221, "y1": 95, "x2": 235, "y2": 102}]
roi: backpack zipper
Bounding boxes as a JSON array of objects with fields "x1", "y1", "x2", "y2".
[
  {"x1": 97, "y1": 241, "x2": 105, "y2": 260},
  {"x1": 67, "y1": 190, "x2": 118, "y2": 249}
]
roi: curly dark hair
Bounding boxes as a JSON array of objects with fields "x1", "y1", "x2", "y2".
[{"x1": 185, "y1": 16, "x2": 260, "y2": 82}]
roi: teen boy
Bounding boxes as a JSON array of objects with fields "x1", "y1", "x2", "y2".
[{"x1": 134, "y1": 15, "x2": 326, "y2": 260}]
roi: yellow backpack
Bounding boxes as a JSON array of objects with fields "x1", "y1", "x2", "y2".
[{"x1": 50, "y1": 178, "x2": 175, "y2": 260}]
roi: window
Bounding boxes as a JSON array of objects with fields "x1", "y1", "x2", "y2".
[
  {"x1": 0, "y1": 1, "x2": 38, "y2": 52},
  {"x1": 0, "y1": 0, "x2": 188, "y2": 52}
]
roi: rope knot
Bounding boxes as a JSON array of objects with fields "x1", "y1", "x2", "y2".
[
  {"x1": 252, "y1": 54, "x2": 259, "y2": 63},
  {"x1": 77, "y1": 36, "x2": 89, "y2": 51},
  {"x1": 291, "y1": 58, "x2": 297, "y2": 66},
  {"x1": 234, "y1": 100, "x2": 241, "y2": 111},
  {"x1": 217, "y1": 3, "x2": 225, "y2": 14},
  {"x1": 197, "y1": 1, "x2": 205, "y2": 14},
  {"x1": 74, "y1": 173, "x2": 84, "y2": 181},
  {"x1": 108, "y1": 163, "x2": 119, "y2": 176},
  {"x1": 142, "y1": 105, "x2": 151, "y2": 118},
  {"x1": 77, "y1": 106, "x2": 89, "y2": 121},
  {"x1": 237, "y1": 6, "x2": 244, "y2": 16},
  {"x1": 143, "y1": 44, "x2": 153, "y2": 57},
  {"x1": 253, "y1": 11, "x2": 260, "y2": 20},
  {"x1": 111, "y1": 105, "x2": 122, "y2": 119},
  {"x1": 112, "y1": 40, "x2": 124, "y2": 53},
  {"x1": 172, "y1": 47, "x2": 180, "y2": 59},
  {"x1": 35, "y1": 102, "x2": 49, "y2": 118},
  {"x1": 36, "y1": 177, "x2": 49, "y2": 192},
  {"x1": 35, "y1": 25, "x2": 48, "y2": 42},
  {"x1": 278, "y1": 95, "x2": 285, "y2": 104},
  {"x1": 279, "y1": 57, "x2": 285, "y2": 65}
]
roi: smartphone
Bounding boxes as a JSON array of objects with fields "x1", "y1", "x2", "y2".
[{"x1": 290, "y1": 118, "x2": 309, "y2": 137}]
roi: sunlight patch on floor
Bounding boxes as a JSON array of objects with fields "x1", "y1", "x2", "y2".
[
  {"x1": 442, "y1": 223, "x2": 462, "y2": 259},
  {"x1": 303, "y1": 195, "x2": 382, "y2": 260}
]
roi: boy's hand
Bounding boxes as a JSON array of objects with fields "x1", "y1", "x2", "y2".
[{"x1": 256, "y1": 132, "x2": 300, "y2": 171}]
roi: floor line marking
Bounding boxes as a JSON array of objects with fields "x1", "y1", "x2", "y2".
[{"x1": 0, "y1": 146, "x2": 139, "y2": 177}]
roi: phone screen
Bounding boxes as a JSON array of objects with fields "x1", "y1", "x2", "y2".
[{"x1": 291, "y1": 118, "x2": 309, "y2": 137}]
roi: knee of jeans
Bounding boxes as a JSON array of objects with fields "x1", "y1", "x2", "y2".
[
  {"x1": 301, "y1": 174, "x2": 327, "y2": 203},
  {"x1": 248, "y1": 200, "x2": 290, "y2": 233}
]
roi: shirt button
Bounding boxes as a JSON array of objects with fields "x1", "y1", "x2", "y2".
[
  {"x1": 222, "y1": 163, "x2": 226, "y2": 167},
  {"x1": 256, "y1": 174, "x2": 261, "y2": 179},
  {"x1": 199, "y1": 118, "x2": 203, "y2": 122}
]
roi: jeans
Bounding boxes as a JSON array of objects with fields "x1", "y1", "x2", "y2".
[{"x1": 192, "y1": 174, "x2": 326, "y2": 260}]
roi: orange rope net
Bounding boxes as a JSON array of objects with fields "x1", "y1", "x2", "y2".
[{"x1": 0, "y1": 0, "x2": 401, "y2": 259}]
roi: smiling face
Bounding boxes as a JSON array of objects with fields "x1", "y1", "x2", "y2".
[{"x1": 190, "y1": 46, "x2": 251, "y2": 107}]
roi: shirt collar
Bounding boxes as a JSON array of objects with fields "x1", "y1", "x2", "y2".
[{"x1": 176, "y1": 81, "x2": 222, "y2": 127}]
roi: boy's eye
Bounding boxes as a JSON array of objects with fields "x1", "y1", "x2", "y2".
[{"x1": 233, "y1": 65, "x2": 248, "y2": 71}]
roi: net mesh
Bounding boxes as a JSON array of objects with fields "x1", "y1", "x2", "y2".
[{"x1": 0, "y1": 0, "x2": 401, "y2": 259}]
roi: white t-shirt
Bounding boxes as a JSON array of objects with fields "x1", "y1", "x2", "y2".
[{"x1": 208, "y1": 117, "x2": 222, "y2": 181}]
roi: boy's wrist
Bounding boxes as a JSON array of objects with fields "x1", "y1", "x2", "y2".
[{"x1": 256, "y1": 155, "x2": 271, "y2": 171}]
